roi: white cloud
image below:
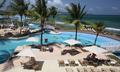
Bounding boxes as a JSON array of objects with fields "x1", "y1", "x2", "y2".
[
  {"x1": 47, "y1": 0, "x2": 63, "y2": 7},
  {"x1": 65, "y1": 4, "x2": 69, "y2": 7},
  {"x1": 88, "y1": 8, "x2": 94, "y2": 11},
  {"x1": 112, "y1": 7, "x2": 118, "y2": 10},
  {"x1": 47, "y1": 0, "x2": 65, "y2": 11}
]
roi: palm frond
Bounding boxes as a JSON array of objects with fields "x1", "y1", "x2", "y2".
[{"x1": 66, "y1": 3, "x2": 86, "y2": 21}]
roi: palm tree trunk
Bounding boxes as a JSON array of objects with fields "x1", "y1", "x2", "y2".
[
  {"x1": 40, "y1": 24, "x2": 43, "y2": 47},
  {"x1": 94, "y1": 33, "x2": 99, "y2": 45},
  {"x1": 53, "y1": 17, "x2": 56, "y2": 27},
  {"x1": 75, "y1": 24, "x2": 78, "y2": 40},
  {"x1": 20, "y1": 15, "x2": 23, "y2": 34},
  {"x1": 20, "y1": 15, "x2": 23, "y2": 26},
  {"x1": 24, "y1": 15, "x2": 27, "y2": 26},
  {"x1": 40, "y1": 17, "x2": 45, "y2": 49}
]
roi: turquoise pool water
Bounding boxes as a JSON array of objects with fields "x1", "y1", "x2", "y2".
[
  {"x1": 0, "y1": 32, "x2": 120, "y2": 63},
  {"x1": 28, "y1": 24, "x2": 40, "y2": 29}
]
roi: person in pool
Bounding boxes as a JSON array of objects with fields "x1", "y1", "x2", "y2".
[{"x1": 44, "y1": 38, "x2": 48, "y2": 43}]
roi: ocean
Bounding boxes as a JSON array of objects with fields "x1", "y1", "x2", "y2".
[
  {"x1": 0, "y1": 14, "x2": 120, "y2": 34},
  {"x1": 56, "y1": 14, "x2": 120, "y2": 34},
  {"x1": 84, "y1": 15, "x2": 120, "y2": 28}
]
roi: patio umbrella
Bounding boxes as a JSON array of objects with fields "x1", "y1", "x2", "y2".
[
  {"x1": 83, "y1": 46, "x2": 108, "y2": 54},
  {"x1": 16, "y1": 48, "x2": 35, "y2": 57},
  {"x1": 26, "y1": 37, "x2": 39, "y2": 43},
  {"x1": 64, "y1": 39, "x2": 81, "y2": 46}
]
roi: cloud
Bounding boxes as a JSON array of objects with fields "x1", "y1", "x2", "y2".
[
  {"x1": 47, "y1": 0, "x2": 64, "y2": 8},
  {"x1": 47, "y1": 0, "x2": 68, "y2": 11},
  {"x1": 112, "y1": 7, "x2": 118, "y2": 10},
  {"x1": 88, "y1": 8, "x2": 94, "y2": 11},
  {"x1": 65, "y1": 4, "x2": 69, "y2": 7}
]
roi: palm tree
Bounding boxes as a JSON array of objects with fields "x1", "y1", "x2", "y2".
[
  {"x1": 11, "y1": 0, "x2": 29, "y2": 27},
  {"x1": 32, "y1": 0, "x2": 51, "y2": 48},
  {"x1": 0, "y1": 0, "x2": 6, "y2": 8},
  {"x1": 92, "y1": 22, "x2": 105, "y2": 45},
  {"x1": 66, "y1": 3, "x2": 86, "y2": 40},
  {"x1": 49, "y1": 6, "x2": 57, "y2": 26}
]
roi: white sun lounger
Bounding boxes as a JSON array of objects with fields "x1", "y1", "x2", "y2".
[
  {"x1": 64, "y1": 60, "x2": 69, "y2": 66},
  {"x1": 77, "y1": 68, "x2": 84, "y2": 72},
  {"x1": 75, "y1": 60, "x2": 79, "y2": 66},
  {"x1": 110, "y1": 68, "x2": 120, "y2": 72},
  {"x1": 101, "y1": 68, "x2": 111, "y2": 72},
  {"x1": 65, "y1": 68, "x2": 74, "y2": 72}
]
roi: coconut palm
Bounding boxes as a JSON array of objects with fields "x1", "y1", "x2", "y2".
[
  {"x1": 0, "y1": 0, "x2": 6, "y2": 8},
  {"x1": 92, "y1": 22, "x2": 105, "y2": 45},
  {"x1": 11, "y1": 0, "x2": 29, "y2": 27},
  {"x1": 31, "y1": 0, "x2": 51, "y2": 48},
  {"x1": 49, "y1": 6, "x2": 57, "y2": 26},
  {"x1": 66, "y1": 3, "x2": 86, "y2": 40}
]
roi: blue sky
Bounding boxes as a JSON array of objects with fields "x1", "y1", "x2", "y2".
[
  {"x1": 29, "y1": 0, "x2": 120, "y2": 15},
  {"x1": 1, "y1": 0, "x2": 120, "y2": 15}
]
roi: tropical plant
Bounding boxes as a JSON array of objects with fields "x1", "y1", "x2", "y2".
[
  {"x1": 49, "y1": 6, "x2": 57, "y2": 26},
  {"x1": 11, "y1": 0, "x2": 29, "y2": 27},
  {"x1": 92, "y1": 22, "x2": 105, "y2": 45},
  {"x1": 66, "y1": 3, "x2": 86, "y2": 40},
  {"x1": 0, "y1": 10, "x2": 16, "y2": 18},
  {"x1": 31, "y1": 0, "x2": 51, "y2": 48},
  {"x1": 0, "y1": 0, "x2": 6, "y2": 8}
]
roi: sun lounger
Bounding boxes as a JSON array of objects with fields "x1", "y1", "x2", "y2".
[
  {"x1": 101, "y1": 68, "x2": 110, "y2": 72},
  {"x1": 90, "y1": 68, "x2": 95, "y2": 72},
  {"x1": 114, "y1": 62, "x2": 120, "y2": 66},
  {"x1": 93, "y1": 68, "x2": 101, "y2": 72},
  {"x1": 58, "y1": 60, "x2": 65, "y2": 67},
  {"x1": 78, "y1": 60, "x2": 87, "y2": 66},
  {"x1": 110, "y1": 68, "x2": 119, "y2": 72},
  {"x1": 83, "y1": 68, "x2": 88, "y2": 72},
  {"x1": 75, "y1": 60, "x2": 79, "y2": 66},
  {"x1": 65, "y1": 68, "x2": 74, "y2": 72},
  {"x1": 84, "y1": 67, "x2": 93, "y2": 72},
  {"x1": 64, "y1": 60, "x2": 69, "y2": 66},
  {"x1": 68, "y1": 59, "x2": 76, "y2": 66},
  {"x1": 77, "y1": 68, "x2": 84, "y2": 72}
]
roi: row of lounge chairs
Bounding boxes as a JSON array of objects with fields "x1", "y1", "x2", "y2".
[
  {"x1": 83, "y1": 53, "x2": 120, "y2": 67},
  {"x1": 65, "y1": 67, "x2": 120, "y2": 72},
  {"x1": 58, "y1": 59, "x2": 120, "y2": 67},
  {"x1": 58, "y1": 59, "x2": 79, "y2": 67}
]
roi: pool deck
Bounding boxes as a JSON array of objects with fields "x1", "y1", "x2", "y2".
[{"x1": 0, "y1": 44, "x2": 120, "y2": 72}]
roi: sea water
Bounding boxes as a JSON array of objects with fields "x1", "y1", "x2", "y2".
[{"x1": 57, "y1": 14, "x2": 120, "y2": 34}]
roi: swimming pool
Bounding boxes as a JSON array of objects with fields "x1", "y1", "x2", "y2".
[
  {"x1": 28, "y1": 23, "x2": 40, "y2": 29},
  {"x1": 0, "y1": 32, "x2": 120, "y2": 63}
]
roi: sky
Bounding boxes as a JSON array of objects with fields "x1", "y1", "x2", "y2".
[
  {"x1": 1, "y1": 0, "x2": 120, "y2": 15},
  {"x1": 29, "y1": 0, "x2": 120, "y2": 15}
]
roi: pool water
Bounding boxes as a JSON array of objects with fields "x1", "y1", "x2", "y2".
[
  {"x1": 0, "y1": 32, "x2": 120, "y2": 63},
  {"x1": 113, "y1": 51, "x2": 120, "y2": 58},
  {"x1": 28, "y1": 24, "x2": 40, "y2": 29}
]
